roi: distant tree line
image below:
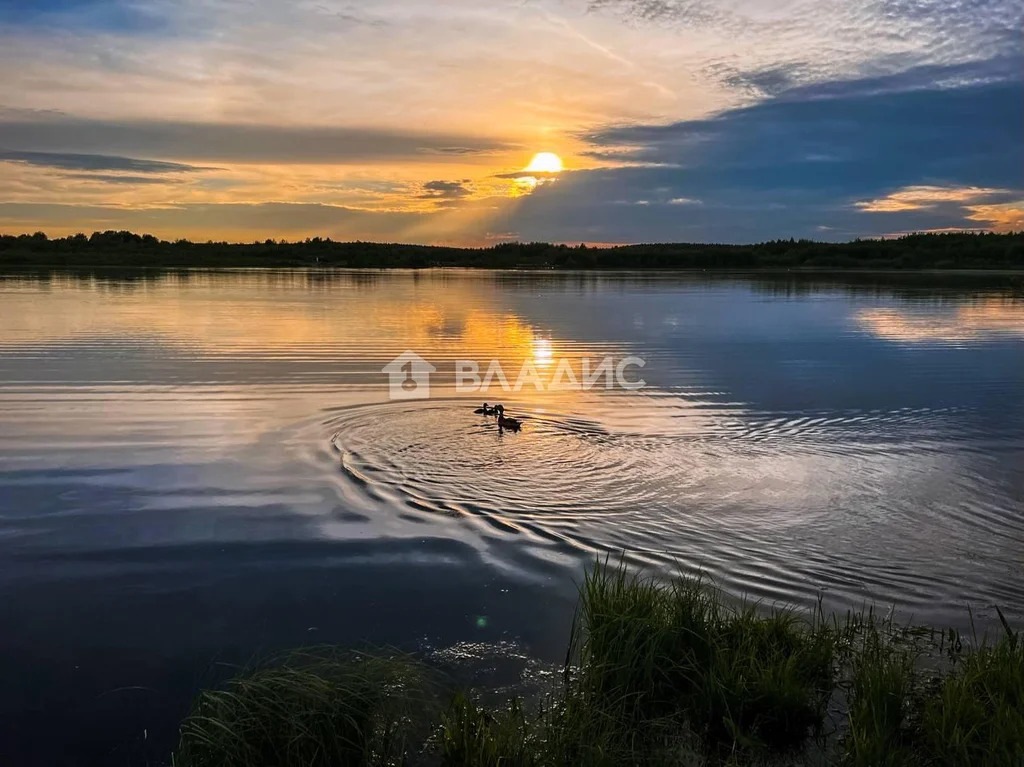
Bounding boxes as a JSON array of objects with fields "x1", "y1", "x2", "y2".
[{"x1": 1, "y1": 229, "x2": 1022, "y2": 269}]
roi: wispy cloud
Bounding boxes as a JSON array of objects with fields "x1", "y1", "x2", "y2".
[
  {"x1": 0, "y1": 150, "x2": 210, "y2": 173},
  {"x1": 0, "y1": 116, "x2": 513, "y2": 164},
  {"x1": 966, "y1": 201, "x2": 1024, "y2": 231},
  {"x1": 58, "y1": 173, "x2": 189, "y2": 185},
  {"x1": 853, "y1": 185, "x2": 1024, "y2": 232},
  {"x1": 588, "y1": 0, "x2": 1024, "y2": 84},
  {"x1": 855, "y1": 185, "x2": 1011, "y2": 213}
]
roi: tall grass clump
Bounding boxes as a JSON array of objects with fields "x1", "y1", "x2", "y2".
[
  {"x1": 173, "y1": 649, "x2": 437, "y2": 767},
  {"x1": 565, "y1": 560, "x2": 835, "y2": 762},
  {"x1": 919, "y1": 617, "x2": 1023, "y2": 765},
  {"x1": 840, "y1": 607, "x2": 1024, "y2": 767},
  {"x1": 841, "y1": 611, "x2": 921, "y2": 766}
]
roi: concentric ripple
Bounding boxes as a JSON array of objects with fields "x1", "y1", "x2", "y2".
[
  {"x1": 329, "y1": 400, "x2": 693, "y2": 521},
  {"x1": 324, "y1": 397, "x2": 1024, "y2": 620}
]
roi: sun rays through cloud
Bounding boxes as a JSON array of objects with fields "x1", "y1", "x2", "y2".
[{"x1": 0, "y1": 0, "x2": 1020, "y2": 242}]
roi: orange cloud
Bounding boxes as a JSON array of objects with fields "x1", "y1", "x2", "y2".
[
  {"x1": 855, "y1": 185, "x2": 1007, "y2": 213},
  {"x1": 966, "y1": 201, "x2": 1024, "y2": 232}
]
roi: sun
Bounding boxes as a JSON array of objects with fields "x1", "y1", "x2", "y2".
[{"x1": 524, "y1": 152, "x2": 563, "y2": 173}]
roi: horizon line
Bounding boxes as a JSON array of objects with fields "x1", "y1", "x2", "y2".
[{"x1": 2, "y1": 228, "x2": 1019, "y2": 251}]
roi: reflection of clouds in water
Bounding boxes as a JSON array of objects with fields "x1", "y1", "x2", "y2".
[
  {"x1": 0, "y1": 272, "x2": 556, "y2": 361},
  {"x1": 0, "y1": 272, "x2": 628, "y2": 413},
  {"x1": 856, "y1": 299, "x2": 1024, "y2": 343}
]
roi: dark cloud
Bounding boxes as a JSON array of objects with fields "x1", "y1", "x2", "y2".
[
  {"x1": 59, "y1": 173, "x2": 185, "y2": 185},
  {"x1": 0, "y1": 117, "x2": 513, "y2": 164},
  {"x1": 769, "y1": 55, "x2": 1024, "y2": 101},
  {"x1": 585, "y1": 66, "x2": 1023, "y2": 192},
  {"x1": 509, "y1": 64, "x2": 1024, "y2": 242},
  {"x1": 419, "y1": 179, "x2": 473, "y2": 199},
  {"x1": 719, "y1": 65, "x2": 802, "y2": 97},
  {"x1": 0, "y1": 104, "x2": 67, "y2": 120},
  {"x1": 418, "y1": 146, "x2": 513, "y2": 156},
  {"x1": 0, "y1": 150, "x2": 208, "y2": 173}
]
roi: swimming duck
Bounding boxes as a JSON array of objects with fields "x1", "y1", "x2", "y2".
[
  {"x1": 498, "y1": 415, "x2": 521, "y2": 432},
  {"x1": 495, "y1": 404, "x2": 522, "y2": 432},
  {"x1": 474, "y1": 402, "x2": 495, "y2": 415}
]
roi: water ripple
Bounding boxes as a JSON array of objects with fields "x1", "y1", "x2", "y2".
[{"x1": 317, "y1": 397, "x2": 1024, "y2": 621}]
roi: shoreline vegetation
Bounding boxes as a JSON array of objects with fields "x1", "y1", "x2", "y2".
[
  {"x1": 3, "y1": 230, "x2": 1024, "y2": 270},
  {"x1": 173, "y1": 561, "x2": 1022, "y2": 766}
]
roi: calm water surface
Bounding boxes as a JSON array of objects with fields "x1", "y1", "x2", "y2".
[{"x1": 0, "y1": 269, "x2": 1022, "y2": 764}]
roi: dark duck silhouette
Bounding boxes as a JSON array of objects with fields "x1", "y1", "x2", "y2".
[
  {"x1": 495, "y1": 404, "x2": 522, "y2": 432},
  {"x1": 473, "y1": 402, "x2": 495, "y2": 415}
]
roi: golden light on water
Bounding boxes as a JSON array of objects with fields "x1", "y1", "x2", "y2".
[
  {"x1": 524, "y1": 152, "x2": 564, "y2": 173},
  {"x1": 856, "y1": 301, "x2": 1024, "y2": 343},
  {"x1": 532, "y1": 338, "x2": 554, "y2": 367}
]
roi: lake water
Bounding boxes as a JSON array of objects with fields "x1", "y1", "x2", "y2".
[{"x1": 0, "y1": 268, "x2": 1022, "y2": 765}]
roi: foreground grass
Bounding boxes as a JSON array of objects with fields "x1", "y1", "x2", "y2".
[
  {"x1": 172, "y1": 650, "x2": 440, "y2": 767},
  {"x1": 173, "y1": 562, "x2": 1023, "y2": 766},
  {"x1": 842, "y1": 608, "x2": 1023, "y2": 767}
]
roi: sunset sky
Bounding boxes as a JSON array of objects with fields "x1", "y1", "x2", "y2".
[{"x1": 0, "y1": 0, "x2": 1021, "y2": 244}]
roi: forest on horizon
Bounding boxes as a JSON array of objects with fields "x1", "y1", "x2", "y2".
[{"x1": 2, "y1": 229, "x2": 1022, "y2": 270}]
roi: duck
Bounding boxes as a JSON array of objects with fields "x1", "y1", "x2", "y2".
[
  {"x1": 495, "y1": 404, "x2": 522, "y2": 432},
  {"x1": 473, "y1": 402, "x2": 496, "y2": 415}
]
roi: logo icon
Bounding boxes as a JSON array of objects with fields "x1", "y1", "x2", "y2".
[{"x1": 381, "y1": 350, "x2": 436, "y2": 400}]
